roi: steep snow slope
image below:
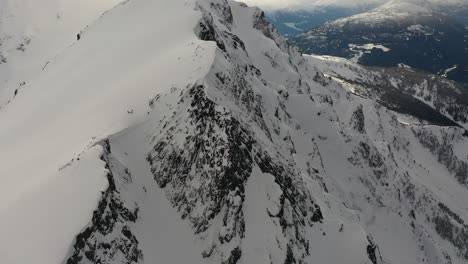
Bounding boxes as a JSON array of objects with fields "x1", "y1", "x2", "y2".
[
  {"x1": 0, "y1": 0, "x2": 215, "y2": 263},
  {"x1": 64, "y1": 0, "x2": 468, "y2": 263},
  {"x1": 0, "y1": 0, "x2": 123, "y2": 107},
  {"x1": 1, "y1": 0, "x2": 468, "y2": 264}
]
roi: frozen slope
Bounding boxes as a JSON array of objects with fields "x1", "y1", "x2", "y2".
[
  {"x1": 0, "y1": 0, "x2": 215, "y2": 263},
  {"x1": 1, "y1": 0, "x2": 468, "y2": 264},
  {"x1": 0, "y1": 0, "x2": 123, "y2": 107},
  {"x1": 65, "y1": 0, "x2": 468, "y2": 264},
  {"x1": 108, "y1": 124, "x2": 207, "y2": 264}
]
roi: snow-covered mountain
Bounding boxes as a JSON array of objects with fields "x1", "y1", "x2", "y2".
[
  {"x1": 265, "y1": 5, "x2": 379, "y2": 37},
  {"x1": 242, "y1": 0, "x2": 388, "y2": 11},
  {"x1": 0, "y1": 0, "x2": 123, "y2": 108},
  {"x1": 291, "y1": 0, "x2": 468, "y2": 86},
  {"x1": 1, "y1": 0, "x2": 468, "y2": 264}
]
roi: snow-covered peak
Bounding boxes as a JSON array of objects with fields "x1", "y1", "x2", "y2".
[
  {"x1": 242, "y1": 0, "x2": 467, "y2": 11},
  {"x1": 429, "y1": 0, "x2": 468, "y2": 9},
  {"x1": 241, "y1": 0, "x2": 388, "y2": 10},
  {"x1": 319, "y1": 0, "x2": 448, "y2": 25},
  {"x1": 1, "y1": 0, "x2": 468, "y2": 264},
  {"x1": 377, "y1": 0, "x2": 434, "y2": 14},
  {"x1": 0, "y1": 0, "x2": 215, "y2": 263}
]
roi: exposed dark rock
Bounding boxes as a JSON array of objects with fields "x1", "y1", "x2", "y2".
[
  {"x1": 366, "y1": 236, "x2": 379, "y2": 264},
  {"x1": 433, "y1": 214, "x2": 468, "y2": 259},
  {"x1": 65, "y1": 140, "x2": 142, "y2": 264},
  {"x1": 414, "y1": 128, "x2": 468, "y2": 186},
  {"x1": 224, "y1": 247, "x2": 242, "y2": 264},
  {"x1": 351, "y1": 105, "x2": 366, "y2": 134},
  {"x1": 0, "y1": 53, "x2": 6, "y2": 64}
]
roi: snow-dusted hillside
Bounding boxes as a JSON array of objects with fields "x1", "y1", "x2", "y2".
[{"x1": 1, "y1": 0, "x2": 468, "y2": 264}]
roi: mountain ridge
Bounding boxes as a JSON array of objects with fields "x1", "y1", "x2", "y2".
[
  {"x1": 0, "y1": 0, "x2": 468, "y2": 264},
  {"x1": 63, "y1": 1, "x2": 468, "y2": 263}
]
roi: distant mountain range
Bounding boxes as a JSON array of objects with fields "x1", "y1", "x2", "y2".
[
  {"x1": 288, "y1": 0, "x2": 468, "y2": 87},
  {"x1": 266, "y1": 5, "x2": 379, "y2": 37}
]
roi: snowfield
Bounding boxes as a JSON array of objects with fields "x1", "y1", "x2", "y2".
[
  {"x1": 1, "y1": 0, "x2": 468, "y2": 264},
  {"x1": 348, "y1": 43, "x2": 390, "y2": 62},
  {"x1": 0, "y1": 0, "x2": 215, "y2": 263},
  {"x1": 0, "y1": 0, "x2": 123, "y2": 107}
]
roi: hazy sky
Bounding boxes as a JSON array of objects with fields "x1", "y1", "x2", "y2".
[{"x1": 241, "y1": 0, "x2": 388, "y2": 10}]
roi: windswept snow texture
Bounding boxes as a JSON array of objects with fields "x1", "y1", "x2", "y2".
[
  {"x1": 1, "y1": 0, "x2": 468, "y2": 264},
  {"x1": 0, "y1": 0, "x2": 123, "y2": 107},
  {"x1": 0, "y1": 0, "x2": 215, "y2": 263}
]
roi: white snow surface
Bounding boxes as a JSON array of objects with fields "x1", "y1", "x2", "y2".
[
  {"x1": 0, "y1": 0, "x2": 215, "y2": 263},
  {"x1": 109, "y1": 124, "x2": 207, "y2": 264},
  {"x1": 324, "y1": 0, "x2": 439, "y2": 26},
  {"x1": 348, "y1": 43, "x2": 390, "y2": 62},
  {"x1": 1, "y1": 0, "x2": 468, "y2": 264},
  {"x1": 0, "y1": 0, "x2": 124, "y2": 107},
  {"x1": 442, "y1": 65, "x2": 458, "y2": 77},
  {"x1": 284, "y1": 22, "x2": 304, "y2": 31}
]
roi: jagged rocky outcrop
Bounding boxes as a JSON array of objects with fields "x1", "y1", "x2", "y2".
[
  {"x1": 64, "y1": 0, "x2": 468, "y2": 264},
  {"x1": 413, "y1": 128, "x2": 468, "y2": 186},
  {"x1": 66, "y1": 140, "x2": 142, "y2": 264}
]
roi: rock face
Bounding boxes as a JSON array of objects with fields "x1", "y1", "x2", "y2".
[
  {"x1": 64, "y1": 0, "x2": 468, "y2": 264},
  {"x1": 67, "y1": 140, "x2": 142, "y2": 264}
]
